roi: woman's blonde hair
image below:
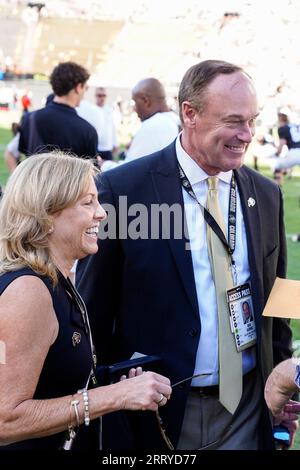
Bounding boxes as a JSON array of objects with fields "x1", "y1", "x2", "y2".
[{"x1": 0, "y1": 152, "x2": 98, "y2": 284}]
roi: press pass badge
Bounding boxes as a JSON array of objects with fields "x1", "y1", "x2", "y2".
[{"x1": 226, "y1": 283, "x2": 257, "y2": 352}]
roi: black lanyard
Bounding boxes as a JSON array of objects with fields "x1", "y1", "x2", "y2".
[
  {"x1": 63, "y1": 275, "x2": 98, "y2": 387},
  {"x1": 178, "y1": 163, "x2": 237, "y2": 256}
]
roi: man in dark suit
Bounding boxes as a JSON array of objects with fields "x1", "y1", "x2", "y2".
[{"x1": 77, "y1": 60, "x2": 294, "y2": 450}]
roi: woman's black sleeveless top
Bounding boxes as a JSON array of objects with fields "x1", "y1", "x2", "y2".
[{"x1": 0, "y1": 267, "x2": 99, "y2": 450}]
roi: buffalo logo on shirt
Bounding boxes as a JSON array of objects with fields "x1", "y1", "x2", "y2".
[
  {"x1": 247, "y1": 197, "x2": 256, "y2": 208},
  {"x1": 72, "y1": 331, "x2": 81, "y2": 347}
]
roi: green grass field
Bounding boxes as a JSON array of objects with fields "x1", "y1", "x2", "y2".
[{"x1": 0, "y1": 125, "x2": 300, "y2": 448}]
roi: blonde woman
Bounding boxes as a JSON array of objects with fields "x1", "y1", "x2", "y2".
[{"x1": 0, "y1": 153, "x2": 171, "y2": 449}]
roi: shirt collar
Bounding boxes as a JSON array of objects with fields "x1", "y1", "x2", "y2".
[
  {"x1": 176, "y1": 134, "x2": 232, "y2": 185},
  {"x1": 50, "y1": 101, "x2": 77, "y2": 114}
]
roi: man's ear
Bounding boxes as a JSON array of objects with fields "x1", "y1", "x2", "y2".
[
  {"x1": 74, "y1": 83, "x2": 83, "y2": 94},
  {"x1": 143, "y1": 95, "x2": 151, "y2": 109},
  {"x1": 181, "y1": 101, "x2": 197, "y2": 128}
]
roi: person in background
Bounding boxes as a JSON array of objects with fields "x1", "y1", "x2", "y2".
[
  {"x1": 95, "y1": 86, "x2": 119, "y2": 161},
  {"x1": 21, "y1": 91, "x2": 31, "y2": 115},
  {"x1": 4, "y1": 122, "x2": 21, "y2": 173},
  {"x1": 124, "y1": 77, "x2": 180, "y2": 162},
  {"x1": 0, "y1": 152, "x2": 171, "y2": 450},
  {"x1": 241, "y1": 301, "x2": 253, "y2": 324},
  {"x1": 18, "y1": 62, "x2": 98, "y2": 159},
  {"x1": 76, "y1": 96, "x2": 118, "y2": 172},
  {"x1": 5, "y1": 95, "x2": 55, "y2": 173},
  {"x1": 273, "y1": 112, "x2": 300, "y2": 185}
]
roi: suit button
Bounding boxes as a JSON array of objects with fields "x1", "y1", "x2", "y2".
[
  {"x1": 179, "y1": 383, "x2": 186, "y2": 389},
  {"x1": 189, "y1": 328, "x2": 198, "y2": 337}
]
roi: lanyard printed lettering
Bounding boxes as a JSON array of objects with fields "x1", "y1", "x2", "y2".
[
  {"x1": 178, "y1": 163, "x2": 237, "y2": 256},
  {"x1": 64, "y1": 276, "x2": 98, "y2": 385}
]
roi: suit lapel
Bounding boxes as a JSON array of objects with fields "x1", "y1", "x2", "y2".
[
  {"x1": 235, "y1": 167, "x2": 264, "y2": 339},
  {"x1": 151, "y1": 144, "x2": 199, "y2": 318}
]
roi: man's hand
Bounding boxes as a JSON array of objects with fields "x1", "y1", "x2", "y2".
[
  {"x1": 264, "y1": 359, "x2": 299, "y2": 416},
  {"x1": 275, "y1": 400, "x2": 300, "y2": 448},
  {"x1": 265, "y1": 359, "x2": 300, "y2": 448}
]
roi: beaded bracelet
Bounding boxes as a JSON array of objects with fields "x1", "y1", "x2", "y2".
[{"x1": 78, "y1": 388, "x2": 90, "y2": 426}]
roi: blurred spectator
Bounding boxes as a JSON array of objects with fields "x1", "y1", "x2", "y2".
[
  {"x1": 273, "y1": 112, "x2": 300, "y2": 185},
  {"x1": 76, "y1": 98, "x2": 102, "y2": 140},
  {"x1": 18, "y1": 62, "x2": 98, "y2": 159},
  {"x1": 95, "y1": 87, "x2": 119, "y2": 161},
  {"x1": 76, "y1": 98, "x2": 105, "y2": 169},
  {"x1": 124, "y1": 78, "x2": 180, "y2": 162},
  {"x1": 4, "y1": 122, "x2": 21, "y2": 173},
  {"x1": 21, "y1": 91, "x2": 31, "y2": 114},
  {"x1": 251, "y1": 133, "x2": 277, "y2": 171},
  {"x1": 5, "y1": 95, "x2": 55, "y2": 174}
]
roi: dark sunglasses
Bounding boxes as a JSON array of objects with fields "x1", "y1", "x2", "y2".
[{"x1": 96, "y1": 94, "x2": 106, "y2": 97}]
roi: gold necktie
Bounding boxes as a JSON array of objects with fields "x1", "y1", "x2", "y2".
[{"x1": 206, "y1": 176, "x2": 242, "y2": 414}]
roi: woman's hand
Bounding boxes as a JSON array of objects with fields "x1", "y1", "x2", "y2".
[
  {"x1": 120, "y1": 367, "x2": 143, "y2": 381},
  {"x1": 115, "y1": 371, "x2": 172, "y2": 412}
]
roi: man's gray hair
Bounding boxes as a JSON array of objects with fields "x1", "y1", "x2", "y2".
[{"x1": 178, "y1": 60, "x2": 245, "y2": 123}]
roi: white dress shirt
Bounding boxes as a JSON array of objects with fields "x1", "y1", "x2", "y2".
[{"x1": 176, "y1": 136, "x2": 256, "y2": 386}]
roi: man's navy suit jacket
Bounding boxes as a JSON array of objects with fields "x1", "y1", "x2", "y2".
[{"x1": 77, "y1": 141, "x2": 292, "y2": 449}]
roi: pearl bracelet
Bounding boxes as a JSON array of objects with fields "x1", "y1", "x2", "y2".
[{"x1": 77, "y1": 388, "x2": 90, "y2": 426}]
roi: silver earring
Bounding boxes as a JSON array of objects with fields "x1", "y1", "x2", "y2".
[{"x1": 48, "y1": 227, "x2": 54, "y2": 234}]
